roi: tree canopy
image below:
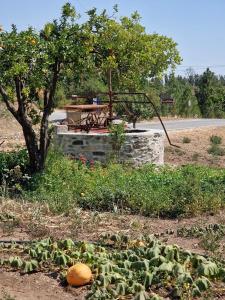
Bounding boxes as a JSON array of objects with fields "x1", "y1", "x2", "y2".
[{"x1": 84, "y1": 7, "x2": 181, "y2": 91}]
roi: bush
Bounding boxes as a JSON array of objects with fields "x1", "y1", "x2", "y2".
[
  {"x1": 207, "y1": 145, "x2": 225, "y2": 156},
  {"x1": 0, "y1": 149, "x2": 28, "y2": 185},
  {"x1": 210, "y1": 135, "x2": 222, "y2": 145},
  {"x1": 22, "y1": 151, "x2": 225, "y2": 217},
  {"x1": 182, "y1": 137, "x2": 191, "y2": 143}
]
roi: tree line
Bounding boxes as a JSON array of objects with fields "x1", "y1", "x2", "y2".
[
  {"x1": 59, "y1": 67, "x2": 225, "y2": 122},
  {"x1": 160, "y1": 68, "x2": 225, "y2": 118}
]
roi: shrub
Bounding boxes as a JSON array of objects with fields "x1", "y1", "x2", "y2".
[
  {"x1": 207, "y1": 145, "x2": 225, "y2": 156},
  {"x1": 182, "y1": 137, "x2": 191, "y2": 143},
  {"x1": 192, "y1": 153, "x2": 199, "y2": 161},
  {"x1": 0, "y1": 149, "x2": 28, "y2": 185},
  {"x1": 210, "y1": 135, "x2": 222, "y2": 145}
]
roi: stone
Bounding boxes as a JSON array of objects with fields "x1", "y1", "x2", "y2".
[{"x1": 53, "y1": 126, "x2": 164, "y2": 166}]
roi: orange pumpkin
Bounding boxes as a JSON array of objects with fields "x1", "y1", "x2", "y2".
[{"x1": 66, "y1": 263, "x2": 92, "y2": 286}]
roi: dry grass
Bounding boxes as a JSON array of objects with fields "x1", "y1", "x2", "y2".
[
  {"x1": 1, "y1": 198, "x2": 225, "y2": 257},
  {"x1": 165, "y1": 126, "x2": 225, "y2": 167}
]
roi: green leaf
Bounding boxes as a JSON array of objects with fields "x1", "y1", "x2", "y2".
[
  {"x1": 158, "y1": 261, "x2": 174, "y2": 272},
  {"x1": 133, "y1": 291, "x2": 149, "y2": 300},
  {"x1": 146, "y1": 246, "x2": 161, "y2": 259},
  {"x1": 55, "y1": 254, "x2": 70, "y2": 266},
  {"x1": 116, "y1": 282, "x2": 127, "y2": 296},
  {"x1": 60, "y1": 238, "x2": 75, "y2": 250},
  {"x1": 197, "y1": 261, "x2": 219, "y2": 277},
  {"x1": 29, "y1": 248, "x2": 38, "y2": 258},
  {"x1": 128, "y1": 254, "x2": 140, "y2": 262},
  {"x1": 144, "y1": 272, "x2": 154, "y2": 288},
  {"x1": 131, "y1": 260, "x2": 149, "y2": 271},
  {"x1": 10, "y1": 256, "x2": 23, "y2": 268},
  {"x1": 23, "y1": 260, "x2": 38, "y2": 273},
  {"x1": 134, "y1": 283, "x2": 145, "y2": 293},
  {"x1": 192, "y1": 285, "x2": 201, "y2": 297},
  {"x1": 149, "y1": 255, "x2": 166, "y2": 267},
  {"x1": 194, "y1": 276, "x2": 211, "y2": 292}
]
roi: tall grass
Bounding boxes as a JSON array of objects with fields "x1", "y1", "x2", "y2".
[{"x1": 22, "y1": 151, "x2": 225, "y2": 218}]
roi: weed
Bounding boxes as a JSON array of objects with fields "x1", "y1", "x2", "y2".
[
  {"x1": 26, "y1": 222, "x2": 50, "y2": 239},
  {"x1": 130, "y1": 219, "x2": 142, "y2": 230},
  {"x1": 174, "y1": 148, "x2": 185, "y2": 156},
  {"x1": 199, "y1": 231, "x2": 221, "y2": 252},
  {"x1": 108, "y1": 123, "x2": 125, "y2": 159},
  {"x1": 70, "y1": 208, "x2": 84, "y2": 234},
  {"x1": 207, "y1": 144, "x2": 225, "y2": 156},
  {"x1": 0, "y1": 289, "x2": 16, "y2": 300},
  {"x1": 0, "y1": 213, "x2": 20, "y2": 235},
  {"x1": 177, "y1": 223, "x2": 225, "y2": 255},
  {"x1": 182, "y1": 136, "x2": 191, "y2": 143},
  {"x1": 210, "y1": 135, "x2": 222, "y2": 145},
  {"x1": 191, "y1": 153, "x2": 199, "y2": 161},
  {"x1": 2, "y1": 150, "x2": 225, "y2": 218}
]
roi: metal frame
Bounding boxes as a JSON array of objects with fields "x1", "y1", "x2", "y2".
[
  {"x1": 67, "y1": 91, "x2": 179, "y2": 148},
  {"x1": 66, "y1": 63, "x2": 179, "y2": 147}
]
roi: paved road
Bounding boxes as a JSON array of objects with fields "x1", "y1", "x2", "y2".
[
  {"x1": 137, "y1": 118, "x2": 225, "y2": 131},
  {"x1": 49, "y1": 111, "x2": 225, "y2": 131}
]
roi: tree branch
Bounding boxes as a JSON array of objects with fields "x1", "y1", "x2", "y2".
[
  {"x1": 15, "y1": 77, "x2": 26, "y2": 117},
  {"x1": 39, "y1": 59, "x2": 61, "y2": 166},
  {"x1": 47, "y1": 60, "x2": 60, "y2": 111},
  {"x1": 0, "y1": 85, "x2": 18, "y2": 119}
]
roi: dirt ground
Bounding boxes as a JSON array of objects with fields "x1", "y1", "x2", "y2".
[
  {"x1": 1, "y1": 199, "x2": 225, "y2": 299},
  {"x1": 1, "y1": 109, "x2": 225, "y2": 299},
  {"x1": 165, "y1": 126, "x2": 225, "y2": 168}
]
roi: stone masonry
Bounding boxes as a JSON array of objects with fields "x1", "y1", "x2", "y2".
[{"x1": 54, "y1": 125, "x2": 165, "y2": 166}]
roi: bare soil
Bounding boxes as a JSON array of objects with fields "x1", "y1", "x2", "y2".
[{"x1": 165, "y1": 126, "x2": 225, "y2": 167}]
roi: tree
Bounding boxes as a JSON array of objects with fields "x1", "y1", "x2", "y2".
[
  {"x1": 84, "y1": 7, "x2": 181, "y2": 124},
  {"x1": 163, "y1": 74, "x2": 200, "y2": 117},
  {"x1": 0, "y1": 3, "x2": 92, "y2": 173},
  {"x1": 196, "y1": 68, "x2": 225, "y2": 117},
  {"x1": 87, "y1": 9, "x2": 181, "y2": 91},
  {"x1": 0, "y1": 3, "x2": 181, "y2": 173}
]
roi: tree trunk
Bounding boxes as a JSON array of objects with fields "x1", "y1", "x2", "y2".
[
  {"x1": 39, "y1": 110, "x2": 51, "y2": 169},
  {"x1": 0, "y1": 60, "x2": 60, "y2": 174},
  {"x1": 20, "y1": 119, "x2": 43, "y2": 173}
]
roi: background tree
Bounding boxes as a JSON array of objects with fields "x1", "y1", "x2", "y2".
[
  {"x1": 0, "y1": 3, "x2": 92, "y2": 172},
  {"x1": 195, "y1": 68, "x2": 225, "y2": 117},
  {"x1": 163, "y1": 74, "x2": 200, "y2": 117}
]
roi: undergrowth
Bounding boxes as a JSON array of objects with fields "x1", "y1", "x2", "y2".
[{"x1": 1, "y1": 150, "x2": 222, "y2": 218}]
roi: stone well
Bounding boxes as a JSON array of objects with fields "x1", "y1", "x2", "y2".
[{"x1": 53, "y1": 125, "x2": 165, "y2": 166}]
